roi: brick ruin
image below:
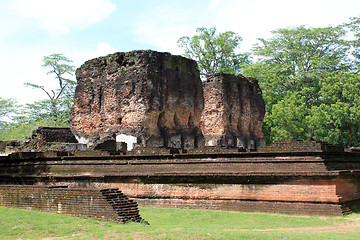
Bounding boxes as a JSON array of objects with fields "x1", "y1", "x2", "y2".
[
  {"x1": 1, "y1": 140, "x2": 360, "y2": 216},
  {"x1": 70, "y1": 50, "x2": 204, "y2": 150},
  {"x1": 0, "y1": 50, "x2": 360, "y2": 219},
  {"x1": 201, "y1": 72, "x2": 265, "y2": 150},
  {"x1": 70, "y1": 50, "x2": 265, "y2": 151},
  {"x1": 20, "y1": 127, "x2": 79, "y2": 152}
]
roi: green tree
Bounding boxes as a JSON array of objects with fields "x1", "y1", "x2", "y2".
[
  {"x1": 307, "y1": 72, "x2": 360, "y2": 147},
  {"x1": 177, "y1": 27, "x2": 250, "y2": 76},
  {"x1": 0, "y1": 54, "x2": 77, "y2": 142},
  {"x1": 0, "y1": 118, "x2": 52, "y2": 142},
  {"x1": 252, "y1": 25, "x2": 349, "y2": 106},
  {"x1": 245, "y1": 24, "x2": 353, "y2": 145},
  {"x1": 264, "y1": 92, "x2": 310, "y2": 143},
  {"x1": 344, "y1": 16, "x2": 360, "y2": 73},
  {"x1": 24, "y1": 53, "x2": 76, "y2": 126},
  {"x1": 0, "y1": 97, "x2": 17, "y2": 140},
  {"x1": 0, "y1": 97, "x2": 17, "y2": 122}
]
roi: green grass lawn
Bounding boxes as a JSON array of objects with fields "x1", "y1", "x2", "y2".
[{"x1": 0, "y1": 206, "x2": 360, "y2": 239}]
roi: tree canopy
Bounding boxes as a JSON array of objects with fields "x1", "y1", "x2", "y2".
[
  {"x1": 0, "y1": 97, "x2": 17, "y2": 121},
  {"x1": 24, "y1": 53, "x2": 76, "y2": 126},
  {"x1": 178, "y1": 20, "x2": 360, "y2": 148},
  {"x1": 177, "y1": 27, "x2": 250, "y2": 76},
  {"x1": 0, "y1": 54, "x2": 76, "y2": 142},
  {"x1": 244, "y1": 22, "x2": 360, "y2": 147},
  {"x1": 0, "y1": 97, "x2": 17, "y2": 138}
]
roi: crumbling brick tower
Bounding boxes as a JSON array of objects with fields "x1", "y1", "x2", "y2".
[
  {"x1": 70, "y1": 50, "x2": 204, "y2": 150},
  {"x1": 200, "y1": 72, "x2": 265, "y2": 150}
]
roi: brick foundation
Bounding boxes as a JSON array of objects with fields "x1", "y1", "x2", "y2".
[
  {"x1": 135, "y1": 198, "x2": 347, "y2": 216},
  {"x1": 0, "y1": 185, "x2": 146, "y2": 224},
  {"x1": 1, "y1": 141, "x2": 360, "y2": 216}
]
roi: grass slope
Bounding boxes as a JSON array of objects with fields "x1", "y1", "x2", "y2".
[{"x1": 0, "y1": 206, "x2": 360, "y2": 239}]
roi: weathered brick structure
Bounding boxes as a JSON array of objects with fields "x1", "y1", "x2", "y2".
[
  {"x1": 70, "y1": 50, "x2": 266, "y2": 151},
  {"x1": 70, "y1": 50, "x2": 204, "y2": 150},
  {"x1": 0, "y1": 185, "x2": 147, "y2": 224},
  {"x1": 200, "y1": 72, "x2": 265, "y2": 150},
  {"x1": 21, "y1": 127, "x2": 78, "y2": 151},
  {"x1": 1, "y1": 140, "x2": 359, "y2": 216}
]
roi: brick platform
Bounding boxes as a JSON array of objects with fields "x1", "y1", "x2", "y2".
[{"x1": 1, "y1": 141, "x2": 360, "y2": 216}]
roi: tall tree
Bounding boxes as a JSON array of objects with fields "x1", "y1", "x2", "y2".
[
  {"x1": 264, "y1": 92, "x2": 310, "y2": 143},
  {"x1": 0, "y1": 97, "x2": 17, "y2": 122},
  {"x1": 0, "y1": 97, "x2": 17, "y2": 140},
  {"x1": 245, "y1": 24, "x2": 353, "y2": 145},
  {"x1": 344, "y1": 16, "x2": 360, "y2": 73},
  {"x1": 1, "y1": 54, "x2": 76, "y2": 141},
  {"x1": 308, "y1": 72, "x2": 360, "y2": 147},
  {"x1": 24, "y1": 53, "x2": 76, "y2": 126},
  {"x1": 178, "y1": 27, "x2": 250, "y2": 76},
  {"x1": 252, "y1": 25, "x2": 349, "y2": 106}
]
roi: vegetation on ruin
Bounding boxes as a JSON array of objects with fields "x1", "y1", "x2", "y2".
[{"x1": 0, "y1": 206, "x2": 359, "y2": 239}]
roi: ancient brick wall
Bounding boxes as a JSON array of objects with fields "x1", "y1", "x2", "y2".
[
  {"x1": 28, "y1": 127, "x2": 77, "y2": 143},
  {"x1": 0, "y1": 186, "x2": 146, "y2": 224},
  {"x1": 259, "y1": 140, "x2": 345, "y2": 153},
  {"x1": 91, "y1": 179, "x2": 342, "y2": 204},
  {"x1": 200, "y1": 72, "x2": 265, "y2": 150},
  {"x1": 20, "y1": 127, "x2": 78, "y2": 152},
  {"x1": 70, "y1": 50, "x2": 204, "y2": 150},
  {"x1": 1, "y1": 141, "x2": 360, "y2": 216},
  {"x1": 135, "y1": 198, "x2": 345, "y2": 216},
  {"x1": 69, "y1": 51, "x2": 270, "y2": 151},
  {"x1": 0, "y1": 153, "x2": 349, "y2": 177},
  {"x1": 28, "y1": 175, "x2": 358, "y2": 216}
]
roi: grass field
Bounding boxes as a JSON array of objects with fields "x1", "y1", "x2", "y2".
[{"x1": 1, "y1": 206, "x2": 360, "y2": 239}]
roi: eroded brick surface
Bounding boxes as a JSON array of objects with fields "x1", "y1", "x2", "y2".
[
  {"x1": 70, "y1": 50, "x2": 204, "y2": 150},
  {"x1": 200, "y1": 73, "x2": 265, "y2": 150}
]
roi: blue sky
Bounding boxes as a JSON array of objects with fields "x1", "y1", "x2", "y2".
[{"x1": 1, "y1": 0, "x2": 360, "y2": 105}]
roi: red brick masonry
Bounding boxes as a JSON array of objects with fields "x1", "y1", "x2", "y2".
[
  {"x1": 0, "y1": 186, "x2": 147, "y2": 224},
  {"x1": 1, "y1": 141, "x2": 360, "y2": 216}
]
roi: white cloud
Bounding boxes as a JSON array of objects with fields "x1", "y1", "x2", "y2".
[{"x1": 12, "y1": 0, "x2": 116, "y2": 35}]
